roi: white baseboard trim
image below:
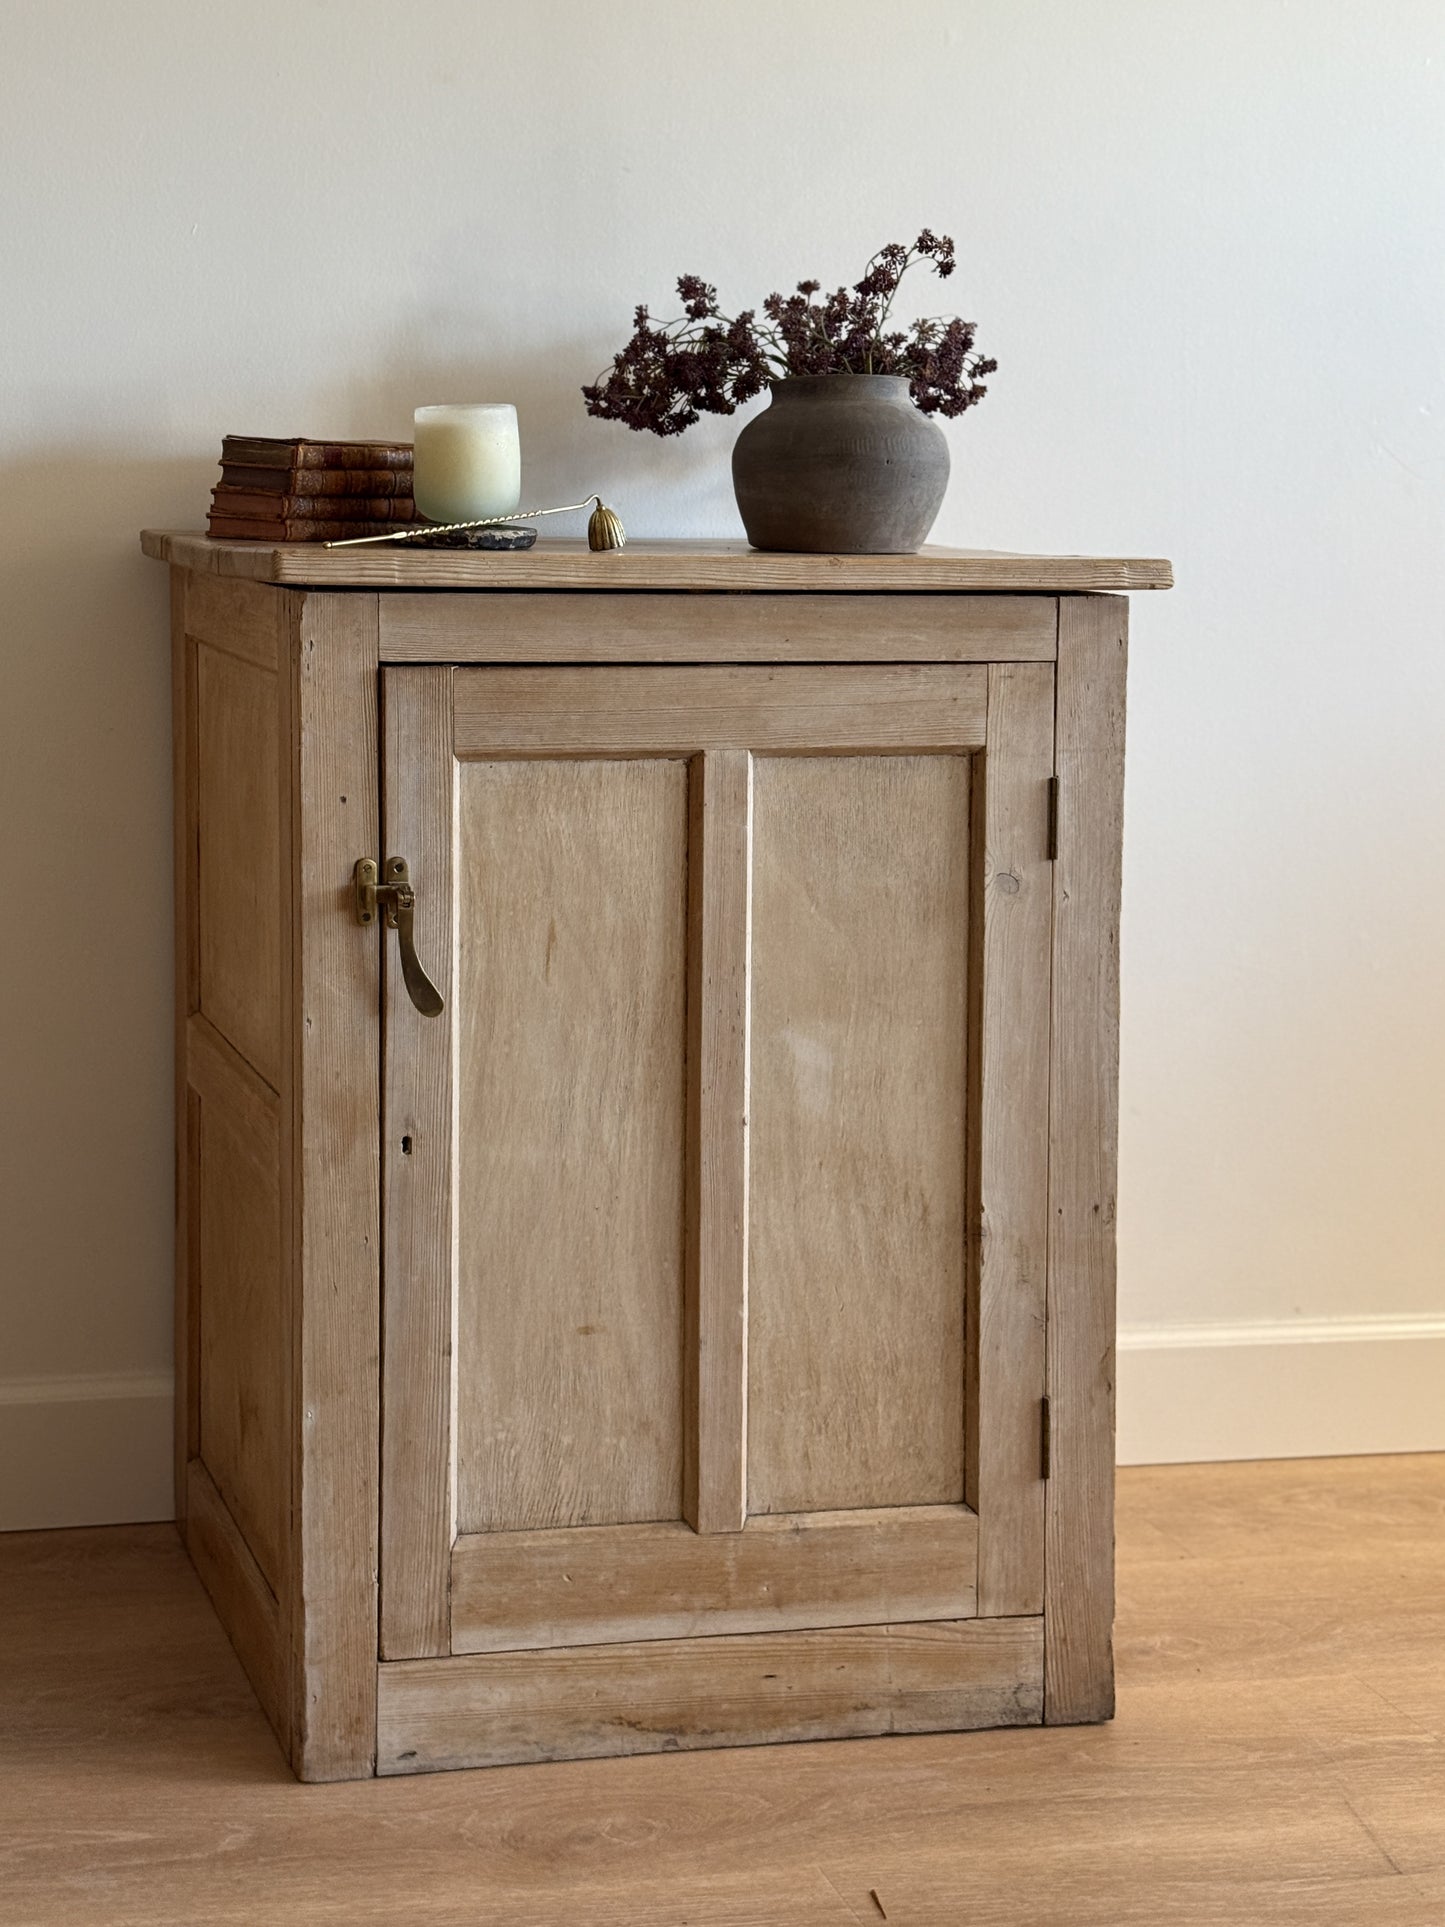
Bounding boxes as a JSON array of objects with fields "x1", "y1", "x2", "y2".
[
  {"x1": 0, "y1": 1371, "x2": 174, "y2": 1530},
  {"x1": 1118, "y1": 1314, "x2": 1445, "y2": 1465}
]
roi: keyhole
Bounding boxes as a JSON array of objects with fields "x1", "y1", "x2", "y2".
[{"x1": 401, "y1": 1135, "x2": 413, "y2": 1156}]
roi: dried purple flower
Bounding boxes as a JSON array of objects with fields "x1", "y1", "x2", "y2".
[
  {"x1": 584, "y1": 231, "x2": 993, "y2": 435},
  {"x1": 675, "y1": 274, "x2": 719, "y2": 321}
]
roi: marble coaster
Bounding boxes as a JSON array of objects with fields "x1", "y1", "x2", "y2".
[{"x1": 404, "y1": 525, "x2": 538, "y2": 551}]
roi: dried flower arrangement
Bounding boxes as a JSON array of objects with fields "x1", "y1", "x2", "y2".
[{"x1": 583, "y1": 231, "x2": 996, "y2": 437}]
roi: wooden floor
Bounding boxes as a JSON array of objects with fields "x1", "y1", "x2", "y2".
[{"x1": 3, "y1": 1458, "x2": 1444, "y2": 1925}]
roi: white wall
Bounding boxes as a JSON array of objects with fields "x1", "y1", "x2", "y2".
[{"x1": 3, "y1": 0, "x2": 1444, "y2": 1525}]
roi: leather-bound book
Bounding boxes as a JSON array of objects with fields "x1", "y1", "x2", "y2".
[
  {"x1": 212, "y1": 487, "x2": 417, "y2": 523},
  {"x1": 220, "y1": 463, "x2": 414, "y2": 497},
  {"x1": 206, "y1": 514, "x2": 410, "y2": 542},
  {"x1": 221, "y1": 436, "x2": 414, "y2": 470}
]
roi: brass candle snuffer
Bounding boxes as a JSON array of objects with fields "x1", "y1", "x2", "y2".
[{"x1": 323, "y1": 494, "x2": 626, "y2": 552}]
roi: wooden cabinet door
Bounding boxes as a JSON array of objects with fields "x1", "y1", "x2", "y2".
[{"x1": 377, "y1": 660, "x2": 1054, "y2": 1763}]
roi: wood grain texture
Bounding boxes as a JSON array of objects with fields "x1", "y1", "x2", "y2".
[
  {"x1": 378, "y1": 668, "x2": 456, "y2": 1659},
  {"x1": 185, "y1": 1016, "x2": 284, "y2": 1217},
  {"x1": 182, "y1": 1459, "x2": 287, "y2": 1752},
  {"x1": 968, "y1": 665, "x2": 1055, "y2": 1616},
  {"x1": 170, "y1": 569, "x2": 194, "y2": 1516},
  {"x1": 173, "y1": 567, "x2": 294, "y2": 1741},
  {"x1": 182, "y1": 570, "x2": 281, "y2": 670},
  {"x1": 452, "y1": 754, "x2": 689, "y2": 1532},
  {"x1": 188, "y1": 1016, "x2": 287, "y2": 1596},
  {"x1": 450, "y1": 1505, "x2": 977, "y2": 1653},
  {"x1": 194, "y1": 640, "x2": 282, "y2": 1089},
  {"x1": 6, "y1": 1459, "x2": 1441, "y2": 1923},
  {"x1": 747, "y1": 753, "x2": 970, "y2": 1515},
  {"x1": 142, "y1": 530, "x2": 1174, "y2": 593},
  {"x1": 379, "y1": 592, "x2": 1058, "y2": 663},
  {"x1": 377, "y1": 1617, "x2": 1042, "y2": 1772},
  {"x1": 684, "y1": 750, "x2": 752, "y2": 1535},
  {"x1": 288, "y1": 590, "x2": 382, "y2": 1780},
  {"x1": 1044, "y1": 595, "x2": 1128, "y2": 1725},
  {"x1": 452, "y1": 664, "x2": 988, "y2": 757},
  {"x1": 271, "y1": 579, "x2": 300, "y2": 1753}
]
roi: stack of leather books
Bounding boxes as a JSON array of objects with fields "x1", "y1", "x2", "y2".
[{"x1": 207, "y1": 436, "x2": 417, "y2": 542}]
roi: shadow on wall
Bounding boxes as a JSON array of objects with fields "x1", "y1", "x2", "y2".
[
  {"x1": 310, "y1": 331, "x2": 754, "y2": 535},
  {"x1": 0, "y1": 352, "x2": 749, "y2": 1383},
  {"x1": 0, "y1": 448, "x2": 211, "y2": 1377}
]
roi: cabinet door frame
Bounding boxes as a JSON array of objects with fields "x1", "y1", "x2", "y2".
[{"x1": 379, "y1": 660, "x2": 1053, "y2": 1662}]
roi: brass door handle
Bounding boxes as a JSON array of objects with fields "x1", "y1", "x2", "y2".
[{"x1": 354, "y1": 857, "x2": 445, "y2": 1018}]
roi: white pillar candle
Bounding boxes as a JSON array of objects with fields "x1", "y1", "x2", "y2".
[{"x1": 413, "y1": 403, "x2": 522, "y2": 523}]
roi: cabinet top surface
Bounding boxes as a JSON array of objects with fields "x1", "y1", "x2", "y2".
[{"x1": 141, "y1": 531, "x2": 1172, "y2": 594}]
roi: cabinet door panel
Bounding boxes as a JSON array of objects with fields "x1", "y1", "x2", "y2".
[
  {"x1": 379, "y1": 659, "x2": 1047, "y2": 1686},
  {"x1": 450, "y1": 1506, "x2": 978, "y2": 1652},
  {"x1": 453, "y1": 757, "x2": 688, "y2": 1533},
  {"x1": 747, "y1": 754, "x2": 970, "y2": 1515}
]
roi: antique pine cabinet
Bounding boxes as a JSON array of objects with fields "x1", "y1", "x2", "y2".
[{"x1": 141, "y1": 531, "x2": 1170, "y2": 1783}]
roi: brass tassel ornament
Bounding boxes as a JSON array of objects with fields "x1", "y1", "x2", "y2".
[{"x1": 323, "y1": 494, "x2": 626, "y2": 550}]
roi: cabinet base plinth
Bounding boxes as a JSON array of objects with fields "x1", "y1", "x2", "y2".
[{"x1": 376, "y1": 1616, "x2": 1044, "y2": 1775}]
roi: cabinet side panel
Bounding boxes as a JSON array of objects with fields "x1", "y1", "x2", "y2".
[
  {"x1": 194, "y1": 639, "x2": 282, "y2": 1091},
  {"x1": 171, "y1": 568, "x2": 195, "y2": 1517},
  {"x1": 184, "y1": 571, "x2": 285, "y2": 669},
  {"x1": 184, "y1": 1458, "x2": 288, "y2": 1748},
  {"x1": 193, "y1": 1036, "x2": 287, "y2": 1594},
  {"x1": 453, "y1": 758, "x2": 689, "y2": 1533},
  {"x1": 175, "y1": 570, "x2": 295, "y2": 1761},
  {"x1": 747, "y1": 754, "x2": 969, "y2": 1515},
  {"x1": 1045, "y1": 596, "x2": 1126, "y2": 1725}
]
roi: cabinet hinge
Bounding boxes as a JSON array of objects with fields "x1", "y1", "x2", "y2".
[
  {"x1": 1040, "y1": 1395, "x2": 1052, "y2": 1480},
  {"x1": 1046, "y1": 776, "x2": 1060, "y2": 862}
]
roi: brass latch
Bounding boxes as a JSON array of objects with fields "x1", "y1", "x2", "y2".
[{"x1": 353, "y1": 857, "x2": 444, "y2": 1019}]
